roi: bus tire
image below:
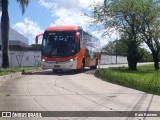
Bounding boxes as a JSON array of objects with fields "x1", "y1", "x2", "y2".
[
  {"x1": 91, "y1": 59, "x2": 98, "y2": 69},
  {"x1": 52, "y1": 69, "x2": 58, "y2": 73},
  {"x1": 78, "y1": 59, "x2": 85, "y2": 73}
]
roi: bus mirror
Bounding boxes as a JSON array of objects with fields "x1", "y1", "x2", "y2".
[
  {"x1": 35, "y1": 34, "x2": 43, "y2": 44},
  {"x1": 75, "y1": 32, "x2": 80, "y2": 43}
]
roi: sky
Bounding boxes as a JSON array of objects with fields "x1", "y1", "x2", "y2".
[{"x1": 1, "y1": 0, "x2": 118, "y2": 46}]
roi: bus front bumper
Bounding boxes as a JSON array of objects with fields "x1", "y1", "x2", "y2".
[{"x1": 41, "y1": 59, "x2": 77, "y2": 70}]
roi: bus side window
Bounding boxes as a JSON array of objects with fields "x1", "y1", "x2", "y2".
[
  {"x1": 43, "y1": 37, "x2": 50, "y2": 47},
  {"x1": 43, "y1": 39, "x2": 46, "y2": 46}
]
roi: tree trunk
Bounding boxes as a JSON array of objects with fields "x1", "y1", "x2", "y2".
[
  {"x1": 152, "y1": 53, "x2": 159, "y2": 70},
  {"x1": 127, "y1": 39, "x2": 139, "y2": 71},
  {"x1": 127, "y1": 55, "x2": 137, "y2": 70},
  {"x1": 1, "y1": 0, "x2": 9, "y2": 68}
]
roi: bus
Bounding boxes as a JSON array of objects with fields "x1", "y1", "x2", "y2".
[{"x1": 35, "y1": 26, "x2": 101, "y2": 72}]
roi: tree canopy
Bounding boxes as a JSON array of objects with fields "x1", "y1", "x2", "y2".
[
  {"x1": 91, "y1": 0, "x2": 160, "y2": 70},
  {"x1": 102, "y1": 39, "x2": 127, "y2": 56}
]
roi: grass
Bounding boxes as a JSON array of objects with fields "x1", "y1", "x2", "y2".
[
  {"x1": 95, "y1": 64, "x2": 160, "y2": 95},
  {"x1": 0, "y1": 67, "x2": 41, "y2": 76}
]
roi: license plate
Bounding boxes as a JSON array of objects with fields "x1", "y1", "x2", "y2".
[{"x1": 54, "y1": 65, "x2": 60, "y2": 68}]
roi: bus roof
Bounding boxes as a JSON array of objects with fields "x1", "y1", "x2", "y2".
[{"x1": 45, "y1": 26, "x2": 81, "y2": 32}]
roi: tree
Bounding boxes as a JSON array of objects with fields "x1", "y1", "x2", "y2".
[
  {"x1": 138, "y1": 48, "x2": 153, "y2": 62},
  {"x1": 92, "y1": 0, "x2": 143, "y2": 70},
  {"x1": 92, "y1": 0, "x2": 160, "y2": 70},
  {"x1": 1, "y1": 0, "x2": 29, "y2": 68},
  {"x1": 102, "y1": 41, "x2": 115, "y2": 55},
  {"x1": 103, "y1": 40, "x2": 152, "y2": 62},
  {"x1": 31, "y1": 44, "x2": 42, "y2": 50},
  {"x1": 136, "y1": 0, "x2": 160, "y2": 70},
  {"x1": 102, "y1": 39, "x2": 127, "y2": 56}
]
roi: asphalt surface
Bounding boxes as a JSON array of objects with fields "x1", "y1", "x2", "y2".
[{"x1": 0, "y1": 63, "x2": 160, "y2": 120}]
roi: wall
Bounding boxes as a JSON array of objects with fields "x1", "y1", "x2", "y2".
[
  {"x1": 0, "y1": 51, "x2": 127, "y2": 67},
  {"x1": 0, "y1": 51, "x2": 41, "y2": 67},
  {"x1": 100, "y1": 54, "x2": 128, "y2": 64}
]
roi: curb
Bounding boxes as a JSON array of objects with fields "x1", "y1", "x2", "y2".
[
  {"x1": 0, "y1": 72, "x2": 22, "y2": 84},
  {"x1": 0, "y1": 69, "x2": 42, "y2": 85}
]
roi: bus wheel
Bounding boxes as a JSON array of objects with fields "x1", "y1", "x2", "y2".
[
  {"x1": 91, "y1": 59, "x2": 98, "y2": 69},
  {"x1": 79, "y1": 60, "x2": 85, "y2": 73},
  {"x1": 52, "y1": 69, "x2": 58, "y2": 73}
]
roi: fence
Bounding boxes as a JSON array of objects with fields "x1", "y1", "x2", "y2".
[
  {"x1": 0, "y1": 51, "x2": 41, "y2": 67},
  {"x1": 100, "y1": 54, "x2": 127, "y2": 64},
  {"x1": 0, "y1": 51, "x2": 127, "y2": 67}
]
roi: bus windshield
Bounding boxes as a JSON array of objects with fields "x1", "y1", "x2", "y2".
[{"x1": 41, "y1": 31, "x2": 79, "y2": 57}]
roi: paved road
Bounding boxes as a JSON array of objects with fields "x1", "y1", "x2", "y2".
[{"x1": 0, "y1": 64, "x2": 159, "y2": 120}]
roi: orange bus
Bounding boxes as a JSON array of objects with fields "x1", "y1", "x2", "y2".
[{"x1": 36, "y1": 26, "x2": 101, "y2": 72}]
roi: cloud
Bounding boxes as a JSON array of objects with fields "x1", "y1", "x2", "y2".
[
  {"x1": 79, "y1": 0, "x2": 104, "y2": 8},
  {"x1": 39, "y1": 0, "x2": 54, "y2": 9},
  {"x1": 39, "y1": 0, "x2": 104, "y2": 9},
  {"x1": 91, "y1": 30, "x2": 119, "y2": 47},
  {"x1": 38, "y1": 0, "x2": 116, "y2": 46},
  {"x1": 13, "y1": 18, "x2": 43, "y2": 45},
  {"x1": 39, "y1": 0, "x2": 98, "y2": 10},
  {"x1": 49, "y1": 9, "x2": 92, "y2": 31},
  {"x1": 38, "y1": 0, "x2": 102, "y2": 29},
  {"x1": 91, "y1": 31, "x2": 108, "y2": 47}
]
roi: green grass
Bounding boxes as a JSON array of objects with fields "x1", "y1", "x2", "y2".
[
  {"x1": 0, "y1": 67, "x2": 41, "y2": 76},
  {"x1": 95, "y1": 64, "x2": 160, "y2": 95}
]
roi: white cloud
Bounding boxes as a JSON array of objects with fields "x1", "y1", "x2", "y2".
[
  {"x1": 91, "y1": 31, "x2": 108, "y2": 47},
  {"x1": 52, "y1": 0, "x2": 80, "y2": 10},
  {"x1": 38, "y1": 0, "x2": 117, "y2": 47},
  {"x1": 79, "y1": 0, "x2": 104, "y2": 8},
  {"x1": 50, "y1": 8, "x2": 92, "y2": 31},
  {"x1": 39, "y1": 0, "x2": 100, "y2": 10},
  {"x1": 38, "y1": 0, "x2": 102, "y2": 29},
  {"x1": 39, "y1": 0, "x2": 54, "y2": 9},
  {"x1": 13, "y1": 18, "x2": 43, "y2": 45},
  {"x1": 91, "y1": 30, "x2": 119, "y2": 47}
]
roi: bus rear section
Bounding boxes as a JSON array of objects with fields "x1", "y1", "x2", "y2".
[{"x1": 35, "y1": 26, "x2": 101, "y2": 72}]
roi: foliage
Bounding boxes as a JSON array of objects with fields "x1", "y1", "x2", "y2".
[
  {"x1": 139, "y1": 48, "x2": 153, "y2": 62},
  {"x1": 103, "y1": 39, "x2": 153, "y2": 62},
  {"x1": 31, "y1": 44, "x2": 42, "y2": 50},
  {"x1": 135, "y1": 0, "x2": 160, "y2": 69},
  {"x1": 95, "y1": 64, "x2": 160, "y2": 95},
  {"x1": 92, "y1": 0, "x2": 145, "y2": 70},
  {"x1": 102, "y1": 39, "x2": 127, "y2": 56},
  {"x1": 91, "y1": 0, "x2": 160, "y2": 70}
]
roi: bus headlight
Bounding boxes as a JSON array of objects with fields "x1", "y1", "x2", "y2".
[
  {"x1": 42, "y1": 59, "x2": 46, "y2": 62},
  {"x1": 70, "y1": 59, "x2": 73, "y2": 62},
  {"x1": 69, "y1": 57, "x2": 77, "y2": 62}
]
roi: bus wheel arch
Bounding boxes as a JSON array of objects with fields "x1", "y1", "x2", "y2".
[
  {"x1": 79, "y1": 58, "x2": 85, "y2": 72},
  {"x1": 52, "y1": 69, "x2": 62, "y2": 73},
  {"x1": 91, "y1": 58, "x2": 98, "y2": 69}
]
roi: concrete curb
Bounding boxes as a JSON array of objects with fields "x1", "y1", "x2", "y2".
[
  {"x1": 0, "y1": 72, "x2": 22, "y2": 84},
  {"x1": 0, "y1": 69, "x2": 42, "y2": 85}
]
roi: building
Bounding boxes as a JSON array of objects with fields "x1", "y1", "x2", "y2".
[{"x1": 0, "y1": 23, "x2": 29, "y2": 50}]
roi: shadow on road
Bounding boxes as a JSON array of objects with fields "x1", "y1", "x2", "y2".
[{"x1": 31, "y1": 68, "x2": 96, "y2": 76}]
